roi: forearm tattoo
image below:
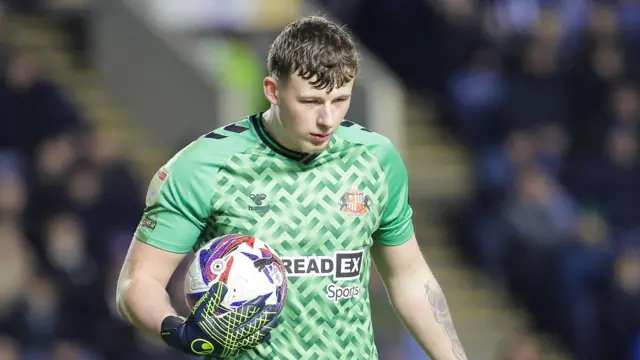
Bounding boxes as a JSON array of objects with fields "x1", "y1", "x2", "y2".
[{"x1": 425, "y1": 282, "x2": 468, "y2": 360}]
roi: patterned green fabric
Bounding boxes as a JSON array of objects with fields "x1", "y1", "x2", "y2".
[{"x1": 135, "y1": 113, "x2": 414, "y2": 359}]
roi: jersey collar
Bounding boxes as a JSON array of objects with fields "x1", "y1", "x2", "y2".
[{"x1": 251, "y1": 113, "x2": 320, "y2": 165}]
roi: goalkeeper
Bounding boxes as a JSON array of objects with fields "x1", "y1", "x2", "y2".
[{"x1": 117, "y1": 15, "x2": 468, "y2": 360}]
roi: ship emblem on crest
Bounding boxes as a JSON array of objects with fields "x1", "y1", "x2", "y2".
[{"x1": 339, "y1": 188, "x2": 371, "y2": 216}]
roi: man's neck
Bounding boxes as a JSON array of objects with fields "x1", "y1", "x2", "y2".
[{"x1": 261, "y1": 109, "x2": 300, "y2": 154}]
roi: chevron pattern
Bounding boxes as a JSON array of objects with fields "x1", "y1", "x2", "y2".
[{"x1": 195, "y1": 134, "x2": 388, "y2": 359}]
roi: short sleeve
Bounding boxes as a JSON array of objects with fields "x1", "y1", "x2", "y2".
[
  {"x1": 372, "y1": 142, "x2": 414, "y2": 246},
  {"x1": 134, "y1": 148, "x2": 214, "y2": 253}
]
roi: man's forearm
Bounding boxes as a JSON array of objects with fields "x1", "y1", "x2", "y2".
[
  {"x1": 386, "y1": 276, "x2": 468, "y2": 360},
  {"x1": 117, "y1": 276, "x2": 180, "y2": 339}
]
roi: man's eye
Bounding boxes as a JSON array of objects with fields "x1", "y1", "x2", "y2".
[{"x1": 300, "y1": 99, "x2": 318, "y2": 104}]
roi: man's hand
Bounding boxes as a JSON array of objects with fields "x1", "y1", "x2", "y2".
[{"x1": 160, "y1": 282, "x2": 278, "y2": 357}]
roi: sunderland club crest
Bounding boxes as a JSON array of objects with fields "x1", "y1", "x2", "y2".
[{"x1": 339, "y1": 188, "x2": 371, "y2": 216}]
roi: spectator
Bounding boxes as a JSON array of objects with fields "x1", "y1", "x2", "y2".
[
  {"x1": 566, "y1": 128, "x2": 640, "y2": 230},
  {"x1": 0, "y1": 167, "x2": 27, "y2": 221},
  {"x1": 0, "y1": 221, "x2": 33, "y2": 315},
  {"x1": 85, "y1": 129, "x2": 143, "y2": 236},
  {"x1": 504, "y1": 165, "x2": 577, "y2": 328},
  {"x1": 611, "y1": 82, "x2": 640, "y2": 127},
  {"x1": 566, "y1": 42, "x2": 626, "y2": 157},
  {"x1": 476, "y1": 130, "x2": 536, "y2": 203},
  {"x1": 555, "y1": 208, "x2": 613, "y2": 360},
  {"x1": 504, "y1": 165, "x2": 577, "y2": 248},
  {"x1": 447, "y1": 47, "x2": 506, "y2": 148},
  {"x1": 602, "y1": 251, "x2": 640, "y2": 360},
  {"x1": 505, "y1": 38, "x2": 566, "y2": 130},
  {"x1": 1, "y1": 50, "x2": 83, "y2": 159},
  {"x1": 534, "y1": 122, "x2": 568, "y2": 176},
  {"x1": 9, "y1": 274, "x2": 68, "y2": 354}
]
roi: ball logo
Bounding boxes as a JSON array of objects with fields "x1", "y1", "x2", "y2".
[
  {"x1": 251, "y1": 248, "x2": 286, "y2": 287},
  {"x1": 210, "y1": 259, "x2": 225, "y2": 273},
  {"x1": 253, "y1": 255, "x2": 277, "y2": 272},
  {"x1": 271, "y1": 269, "x2": 284, "y2": 287}
]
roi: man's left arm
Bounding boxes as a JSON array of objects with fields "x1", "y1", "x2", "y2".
[
  {"x1": 371, "y1": 236, "x2": 468, "y2": 360},
  {"x1": 371, "y1": 139, "x2": 468, "y2": 360}
]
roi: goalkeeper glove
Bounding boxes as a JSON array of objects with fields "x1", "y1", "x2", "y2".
[{"x1": 160, "y1": 282, "x2": 279, "y2": 358}]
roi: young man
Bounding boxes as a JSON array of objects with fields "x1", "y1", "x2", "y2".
[{"x1": 116, "y1": 15, "x2": 468, "y2": 360}]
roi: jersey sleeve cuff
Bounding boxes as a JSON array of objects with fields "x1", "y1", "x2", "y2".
[
  {"x1": 134, "y1": 231, "x2": 193, "y2": 254},
  {"x1": 375, "y1": 225, "x2": 415, "y2": 246}
]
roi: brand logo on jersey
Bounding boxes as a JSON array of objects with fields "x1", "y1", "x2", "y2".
[
  {"x1": 139, "y1": 215, "x2": 157, "y2": 230},
  {"x1": 146, "y1": 168, "x2": 168, "y2": 207},
  {"x1": 248, "y1": 193, "x2": 270, "y2": 212},
  {"x1": 326, "y1": 284, "x2": 360, "y2": 302},
  {"x1": 339, "y1": 188, "x2": 371, "y2": 216},
  {"x1": 281, "y1": 250, "x2": 363, "y2": 281}
]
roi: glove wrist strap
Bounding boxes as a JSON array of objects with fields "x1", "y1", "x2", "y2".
[
  {"x1": 161, "y1": 315, "x2": 183, "y2": 333},
  {"x1": 160, "y1": 315, "x2": 188, "y2": 352}
]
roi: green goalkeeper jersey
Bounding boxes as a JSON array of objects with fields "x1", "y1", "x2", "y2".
[{"x1": 134, "y1": 113, "x2": 414, "y2": 359}]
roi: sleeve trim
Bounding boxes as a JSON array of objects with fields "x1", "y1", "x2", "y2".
[
  {"x1": 134, "y1": 232, "x2": 193, "y2": 254},
  {"x1": 375, "y1": 227, "x2": 415, "y2": 247}
]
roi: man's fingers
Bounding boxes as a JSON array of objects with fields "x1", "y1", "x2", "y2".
[
  {"x1": 233, "y1": 303, "x2": 279, "y2": 340},
  {"x1": 207, "y1": 282, "x2": 229, "y2": 308}
]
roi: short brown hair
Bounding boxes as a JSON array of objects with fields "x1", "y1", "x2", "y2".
[{"x1": 267, "y1": 16, "x2": 360, "y2": 92}]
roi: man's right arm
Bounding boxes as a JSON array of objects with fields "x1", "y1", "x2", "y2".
[
  {"x1": 116, "y1": 237, "x2": 186, "y2": 339},
  {"x1": 116, "y1": 141, "x2": 218, "y2": 339}
]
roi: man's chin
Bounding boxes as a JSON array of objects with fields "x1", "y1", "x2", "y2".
[{"x1": 303, "y1": 141, "x2": 331, "y2": 154}]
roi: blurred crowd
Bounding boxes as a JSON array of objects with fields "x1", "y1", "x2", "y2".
[
  {"x1": 431, "y1": 1, "x2": 640, "y2": 359},
  {"x1": 0, "y1": 2, "x2": 201, "y2": 359}
]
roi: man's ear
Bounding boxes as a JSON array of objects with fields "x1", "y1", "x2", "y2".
[{"x1": 263, "y1": 77, "x2": 278, "y2": 105}]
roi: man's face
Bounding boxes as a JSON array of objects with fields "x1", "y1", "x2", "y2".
[{"x1": 273, "y1": 74, "x2": 354, "y2": 154}]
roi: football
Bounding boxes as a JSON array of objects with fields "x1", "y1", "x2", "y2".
[{"x1": 184, "y1": 234, "x2": 288, "y2": 314}]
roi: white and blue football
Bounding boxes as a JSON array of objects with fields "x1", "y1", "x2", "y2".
[{"x1": 184, "y1": 234, "x2": 288, "y2": 314}]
